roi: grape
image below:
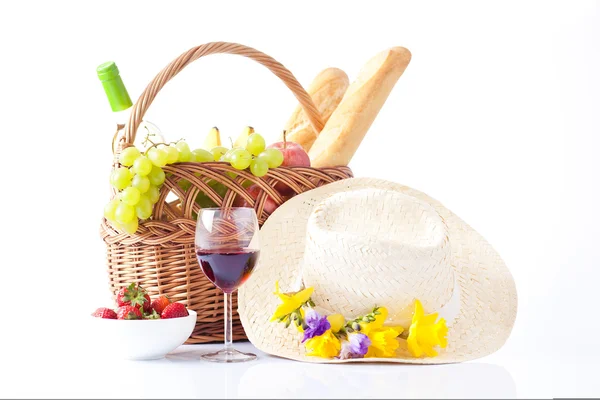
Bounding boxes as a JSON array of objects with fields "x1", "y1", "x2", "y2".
[
  {"x1": 258, "y1": 148, "x2": 284, "y2": 168},
  {"x1": 132, "y1": 156, "x2": 153, "y2": 176},
  {"x1": 178, "y1": 150, "x2": 192, "y2": 162},
  {"x1": 176, "y1": 142, "x2": 192, "y2": 162},
  {"x1": 246, "y1": 133, "x2": 266, "y2": 156},
  {"x1": 110, "y1": 167, "x2": 133, "y2": 190},
  {"x1": 229, "y1": 148, "x2": 252, "y2": 170},
  {"x1": 192, "y1": 148, "x2": 214, "y2": 162},
  {"x1": 115, "y1": 202, "x2": 135, "y2": 224},
  {"x1": 211, "y1": 146, "x2": 229, "y2": 161},
  {"x1": 255, "y1": 152, "x2": 270, "y2": 167},
  {"x1": 121, "y1": 187, "x2": 141, "y2": 206},
  {"x1": 135, "y1": 195, "x2": 153, "y2": 219},
  {"x1": 131, "y1": 175, "x2": 150, "y2": 193},
  {"x1": 148, "y1": 165, "x2": 166, "y2": 186},
  {"x1": 119, "y1": 218, "x2": 139, "y2": 235},
  {"x1": 176, "y1": 141, "x2": 190, "y2": 152},
  {"x1": 119, "y1": 147, "x2": 141, "y2": 167},
  {"x1": 250, "y1": 158, "x2": 269, "y2": 177},
  {"x1": 164, "y1": 145, "x2": 179, "y2": 164},
  {"x1": 222, "y1": 149, "x2": 235, "y2": 163},
  {"x1": 103, "y1": 198, "x2": 120, "y2": 221},
  {"x1": 147, "y1": 147, "x2": 168, "y2": 167},
  {"x1": 147, "y1": 185, "x2": 160, "y2": 204}
]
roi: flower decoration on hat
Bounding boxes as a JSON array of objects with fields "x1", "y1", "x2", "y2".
[
  {"x1": 407, "y1": 299, "x2": 448, "y2": 357},
  {"x1": 302, "y1": 309, "x2": 330, "y2": 342},
  {"x1": 271, "y1": 282, "x2": 448, "y2": 359},
  {"x1": 305, "y1": 329, "x2": 341, "y2": 358},
  {"x1": 271, "y1": 281, "x2": 314, "y2": 330}
]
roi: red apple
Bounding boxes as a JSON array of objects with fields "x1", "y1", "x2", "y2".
[
  {"x1": 267, "y1": 134, "x2": 310, "y2": 194},
  {"x1": 234, "y1": 184, "x2": 282, "y2": 215},
  {"x1": 267, "y1": 141, "x2": 310, "y2": 168}
]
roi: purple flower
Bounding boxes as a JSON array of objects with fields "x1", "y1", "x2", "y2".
[
  {"x1": 302, "y1": 309, "x2": 331, "y2": 343},
  {"x1": 338, "y1": 333, "x2": 371, "y2": 359}
]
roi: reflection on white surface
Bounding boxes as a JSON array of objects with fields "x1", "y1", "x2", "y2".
[
  {"x1": 162, "y1": 343, "x2": 516, "y2": 399},
  {"x1": 237, "y1": 358, "x2": 516, "y2": 399},
  {"x1": 14, "y1": 340, "x2": 598, "y2": 398}
]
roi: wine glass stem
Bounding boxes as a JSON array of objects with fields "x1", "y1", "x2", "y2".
[{"x1": 224, "y1": 292, "x2": 233, "y2": 352}]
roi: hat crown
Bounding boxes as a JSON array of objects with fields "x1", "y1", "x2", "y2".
[{"x1": 302, "y1": 188, "x2": 455, "y2": 322}]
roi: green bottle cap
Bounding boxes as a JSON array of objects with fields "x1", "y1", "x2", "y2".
[{"x1": 97, "y1": 61, "x2": 133, "y2": 112}]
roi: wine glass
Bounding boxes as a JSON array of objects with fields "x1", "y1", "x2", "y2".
[{"x1": 195, "y1": 207, "x2": 260, "y2": 363}]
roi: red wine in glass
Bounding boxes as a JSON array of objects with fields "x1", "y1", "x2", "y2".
[
  {"x1": 195, "y1": 207, "x2": 259, "y2": 363},
  {"x1": 196, "y1": 249, "x2": 260, "y2": 293}
]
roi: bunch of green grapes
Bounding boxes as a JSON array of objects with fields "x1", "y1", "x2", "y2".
[
  {"x1": 221, "y1": 133, "x2": 284, "y2": 177},
  {"x1": 104, "y1": 132, "x2": 285, "y2": 235},
  {"x1": 104, "y1": 141, "x2": 214, "y2": 234}
]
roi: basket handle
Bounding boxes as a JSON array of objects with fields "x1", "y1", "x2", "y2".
[{"x1": 121, "y1": 42, "x2": 324, "y2": 149}]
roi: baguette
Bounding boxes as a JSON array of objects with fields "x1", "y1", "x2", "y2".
[
  {"x1": 308, "y1": 47, "x2": 411, "y2": 167},
  {"x1": 282, "y1": 68, "x2": 349, "y2": 151}
]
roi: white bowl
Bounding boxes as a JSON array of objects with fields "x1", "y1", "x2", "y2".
[{"x1": 89, "y1": 310, "x2": 197, "y2": 360}]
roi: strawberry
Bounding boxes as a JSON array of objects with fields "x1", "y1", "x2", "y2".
[
  {"x1": 151, "y1": 295, "x2": 171, "y2": 314},
  {"x1": 116, "y1": 283, "x2": 151, "y2": 312},
  {"x1": 117, "y1": 305, "x2": 143, "y2": 320},
  {"x1": 161, "y1": 302, "x2": 189, "y2": 319},
  {"x1": 92, "y1": 307, "x2": 117, "y2": 319},
  {"x1": 142, "y1": 293, "x2": 152, "y2": 314}
]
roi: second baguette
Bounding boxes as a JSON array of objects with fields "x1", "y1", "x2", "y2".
[
  {"x1": 282, "y1": 67, "x2": 349, "y2": 151},
  {"x1": 308, "y1": 47, "x2": 411, "y2": 167}
]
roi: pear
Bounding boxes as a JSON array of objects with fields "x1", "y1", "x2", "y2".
[
  {"x1": 203, "y1": 127, "x2": 221, "y2": 150},
  {"x1": 233, "y1": 126, "x2": 254, "y2": 148}
]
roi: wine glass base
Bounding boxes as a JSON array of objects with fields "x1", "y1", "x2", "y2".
[{"x1": 201, "y1": 348, "x2": 257, "y2": 363}]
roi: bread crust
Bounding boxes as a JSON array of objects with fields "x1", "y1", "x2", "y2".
[
  {"x1": 283, "y1": 67, "x2": 349, "y2": 151},
  {"x1": 308, "y1": 47, "x2": 411, "y2": 167}
]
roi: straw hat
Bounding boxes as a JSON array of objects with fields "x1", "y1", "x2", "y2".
[{"x1": 238, "y1": 178, "x2": 517, "y2": 363}]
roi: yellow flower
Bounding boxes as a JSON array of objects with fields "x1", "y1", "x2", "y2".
[
  {"x1": 305, "y1": 329, "x2": 341, "y2": 358},
  {"x1": 327, "y1": 313, "x2": 345, "y2": 333},
  {"x1": 407, "y1": 299, "x2": 448, "y2": 358},
  {"x1": 361, "y1": 307, "x2": 404, "y2": 358},
  {"x1": 270, "y1": 281, "x2": 314, "y2": 322},
  {"x1": 365, "y1": 326, "x2": 403, "y2": 358},
  {"x1": 359, "y1": 306, "x2": 387, "y2": 334}
]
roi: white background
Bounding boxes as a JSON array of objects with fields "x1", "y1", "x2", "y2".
[{"x1": 0, "y1": 0, "x2": 598, "y2": 398}]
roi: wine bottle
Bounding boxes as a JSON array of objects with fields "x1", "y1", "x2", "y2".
[{"x1": 96, "y1": 61, "x2": 163, "y2": 150}]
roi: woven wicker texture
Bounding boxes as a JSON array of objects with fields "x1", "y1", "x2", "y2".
[
  {"x1": 100, "y1": 43, "x2": 352, "y2": 343},
  {"x1": 238, "y1": 178, "x2": 518, "y2": 363}
]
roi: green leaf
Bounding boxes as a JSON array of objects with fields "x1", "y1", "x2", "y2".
[{"x1": 145, "y1": 309, "x2": 161, "y2": 320}]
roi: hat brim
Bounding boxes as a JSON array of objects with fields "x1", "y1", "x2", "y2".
[{"x1": 238, "y1": 178, "x2": 517, "y2": 364}]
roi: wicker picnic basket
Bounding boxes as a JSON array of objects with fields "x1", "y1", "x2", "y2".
[{"x1": 100, "y1": 42, "x2": 353, "y2": 343}]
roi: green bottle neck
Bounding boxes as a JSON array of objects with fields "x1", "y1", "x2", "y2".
[{"x1": 97, "y1": 62, "x2": 133, "y2": 113}]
